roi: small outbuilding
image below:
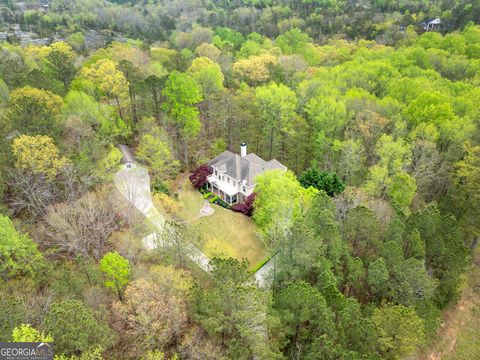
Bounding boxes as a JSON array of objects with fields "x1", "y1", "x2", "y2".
[{"x1": 118, "y1": 144, "x2": 136, "y2": 169}]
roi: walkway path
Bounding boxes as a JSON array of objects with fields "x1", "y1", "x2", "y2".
[
  {"x1": 254, "y1": 255, "x2": 276, "y2": 289},
  {"x1": 114, "y1": 165, "x2": 211, "y2": 272}
]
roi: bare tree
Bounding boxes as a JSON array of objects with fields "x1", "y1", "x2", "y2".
[
  {"x1": 44, "y1": 188, "x2": 121, "y2": 260},
  {"x1": 7, "y1": 170, "x2": 57, "y2": 219}
]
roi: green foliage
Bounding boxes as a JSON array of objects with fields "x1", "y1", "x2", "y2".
[
  {"x1": 99, "y1": 251, "x2": 131, "y2": 301},
  {"x1": 255, "y1": 82, "x2": 297, "y2": 158},
  {"x1": 136, "y1": 133, "x2": 179, "y2": 181},
  {"x1": 367, "y1": 258, "x2": 389, "y2": 300},
  {"x1": 12, "y1": 324, "x2": 53, "y2": 342},
  {"x1": 0, "y1": 215, "x2": 44, "y2": 281},
  {"x1": 386, "y1": 171, "x2": 417, "y2": 208},
  {"x1": 274, "y1": 281, "x2": 337, "y2": 359},
  {"x1": 2, "y1": 86, "x2": 63, "y2": 136},
  {"x1": 192, "y1": 258, "x2": 282, "y2": 359},
  {"x1": 0, "y1": 11, "x2": 479, "y2": 360},
  {"x1": 253, "y1": 169, "x2": 317, "y2": 245},
  {"x1": 45, "y1": 300, "x2": 115, "y2": 356},
  {"x1": 162, "y1": 71, "x2": 203, "y2": 139},
  {"x1": 0, "y1": 295, "x2": 26, "y2": 341},
  {"x1": 342, "y1": 206, "x2": 382, "y2": 264},
  {"x1": 372, "y1": 303, "x2": 425, "y2": 359},
  {"x1": 299, "y1": 167, "x2": 345, "y2": 196}
]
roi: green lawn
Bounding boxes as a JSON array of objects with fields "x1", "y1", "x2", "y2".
[{"x1": 173, "y1": 181, "x2": 268, "y2": 269}]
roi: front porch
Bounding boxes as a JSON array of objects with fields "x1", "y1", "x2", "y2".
[{"x1": 206, "y1": 180, "x2": 239, "y2": 205}]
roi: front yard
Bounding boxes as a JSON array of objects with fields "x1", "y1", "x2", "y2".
[{"x1": 161, "y1": 181, "x2": 268, "y2": 270}]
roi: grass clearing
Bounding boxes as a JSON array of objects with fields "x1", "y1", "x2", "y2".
[{"x1": 170, "y1": 181, "x2": 268, "y2": 270}]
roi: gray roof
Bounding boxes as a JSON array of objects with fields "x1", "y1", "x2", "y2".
[{"x1": 208, "y1": 150, "x2": 287, "y2": 186}]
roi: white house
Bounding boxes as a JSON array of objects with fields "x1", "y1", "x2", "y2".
[
  {"x1": 423, "y1": 18, "x2": 441, "y2": 32},
  {"x1": 206, "y1": 143, "x2": 287, "y2": 204}
]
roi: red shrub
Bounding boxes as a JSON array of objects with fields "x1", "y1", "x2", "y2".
[
  {"x1": 231, "y1": 193, "x2": 256, "y2": 217},
  {"x1": 189, "y1": 165, "x2": 212, "y2": 189}
]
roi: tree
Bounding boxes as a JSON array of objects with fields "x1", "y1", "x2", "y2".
[
  {"x1": 299, "y1": 168, "x2": 345, "y2": 196},
  {"x1": 44, "y1": 189, "x2": 120, "y2": 260},
  {"x1": 187, "y1": 57, "x2": 224, "y2": 96},
  {"x1": 136, "y1": 133, "x2": 179, "y2": 181},
  {"x1": 275, "y1": 28, "x2": 311, "y2": 56},
  {"x1": 12, "y1": 135, "x2": 69, "y2": 181},
  {"x1": 232, "y1": 54, "x2": 278, "y2": 85},
  {"x1": 274, "y1": 281, "x2": 337, "y2": 360},
  {"x1": 371, "y1": 303, "x2": 425, "y2": 360},
  {"x1": 391, "y1": 258, "x2": 438, "y2": 306},
  {"x1": 0, "y1": 215, "x2": 44, "y2": 281},
  {"x1": 12, "y1": 324, "x2": 53, "y2": 342},
  {"x1": 95, "y1": 145, "x2": 123, "y2": 183},
  {"x1": 111, "y1": 277, "x2": 188, "y2": 358},
  {"x1": 386, "y1": 172, "x2": 417, "y2": 209},
  {"x1": 407, "y1": 206, "x2": 469, "y2": 308},
  {"x1": 255, "y1": 82, "x2": 297, "y2": 158},
  {"x1": 253, "y1": 170, "x2": 316, "y2": 246},
  {"x1": 2, "y1": 86, "x2": 63, "y2": 136},
  {"x1": 367, "y1": 258, "x2": 390, "y2": 301},
  {"x1": 162, "y1": 71, "x2": 203, "y2": 164},
  {"x1": 45, "y1": 300, "x2": 115, "y2": 356},
  {"x1": 342, "y1": 206, "x2": 382, "y2": 263},
  {"x1": 62, "y1": 91, "x2": 130, "y2": 139},
  {"x1": 44, "y1": 42, "x2": 77, "y2": 90},
  {"x1": 81, "y1": 59, "x2": 129, "y2": 120},
  {"x1": 192, "y1": 258, "x2": 281, "y2": 359},
  {"x1": 99, "y1": 252, "x2": 131, "y2": 302},
  {"x1": 451, "y1": 142, "x2": 480, "y2": 236},
  {"x1": 189, "y1": 164, "x2": 212, "y2": 189}
]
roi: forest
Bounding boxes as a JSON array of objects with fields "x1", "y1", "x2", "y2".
[{"x1": 0, "y1": 0, "x2": 480, "y2": 359}]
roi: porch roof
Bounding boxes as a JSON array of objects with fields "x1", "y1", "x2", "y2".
[{"x1": 208, "y1": 175, "x2": 239, "y2": 197}]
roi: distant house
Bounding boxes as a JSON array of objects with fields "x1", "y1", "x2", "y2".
[
  {"x1": 423, "y1": 18, "x2": 442, "y2": 32},
  {"x1": 206, "y1": 143, "x2": 286, "y2": 204}
]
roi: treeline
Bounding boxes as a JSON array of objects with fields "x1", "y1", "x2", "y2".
[
  {"x1": 0, "y1": 19, "x2": 479, "y2": 359},
  {"x1": 2, "y1": 0, "x2": 480, "y2": 45}
]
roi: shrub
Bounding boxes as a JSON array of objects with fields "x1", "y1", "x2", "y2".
[
  {"x1": 154, "y1": 193, "x2": 182, "y2": 214},
  {"x1": 215, "y1": 198, "x2": 231, "y2": 209},
  {"x1": 203, "y1": 191, "x2": 212, "y2": 199},
  {"x1": 299, "y1": 168, "x2": 345, "y2": 196},
  {"x1": 231, "y1": 193, "x2": 256, "y2": 216},
  {"x1": 210, "y1": 195, "x2": 219, "y2": 203},
  {"x1": 152, "y1": 180, "x2": 170, "y2": 195},
  {"x1": 189, "y1": 165, "x2": 212, "y2": 189}
]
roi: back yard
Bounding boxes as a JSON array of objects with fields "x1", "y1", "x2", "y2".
[{"x1": 157, "y1": 180, "x2": 268, "y2": 270}]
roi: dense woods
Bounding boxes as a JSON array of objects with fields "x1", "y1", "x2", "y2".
[{"x1": 0, "y1": 1, "x2": 479, "y2": 359}]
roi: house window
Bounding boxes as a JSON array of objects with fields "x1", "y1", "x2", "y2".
[
  {"x1": 227, "y1": 177, "x2": 230, "y2": 183},
  {"x1": 215, "y1": 170, "x2": 217, "y2": 175},
  {"x1": 243, "y1": 186, "x2": 246, "y2": 192}
]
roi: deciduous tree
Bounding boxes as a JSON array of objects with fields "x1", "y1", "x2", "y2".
[{"x1": 99, "y1": 251, "x2": 131, "y2": 302}]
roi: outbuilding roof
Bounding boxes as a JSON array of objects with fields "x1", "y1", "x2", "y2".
[{"x1": 118, "y1": 144, "x2": 135, "y2": 164}]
